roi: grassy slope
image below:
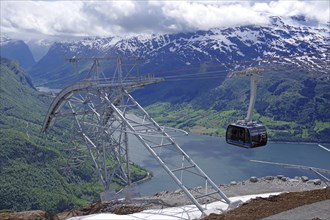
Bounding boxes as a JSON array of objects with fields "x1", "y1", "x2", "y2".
[
  {"x1": 0, "y1": 58, "x2": 147, "y2": 213},
  {"x1": 145, "y1": 70, "x2": 330, "y2": 142},
  {"x1": 0, "y1": 58, "x2": 100, "y2": 212}
]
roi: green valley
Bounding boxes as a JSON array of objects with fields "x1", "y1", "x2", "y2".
[{"x1": 145, "y1": 69, "x2": 330, "y2": 143}]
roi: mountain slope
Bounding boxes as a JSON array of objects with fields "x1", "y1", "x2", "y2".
[
  {"x1": 0, "y1": 37, "x2": 36, "y2": 69},
  {"x1": 145, "y1": 67, "x2": 330, "y2": 142},
  {"x1": 0, "y1": 58, "x2": 147, "y2": 213},
  {"x1": 0, "y1": 57, "x2": 99, "y2": 212}
]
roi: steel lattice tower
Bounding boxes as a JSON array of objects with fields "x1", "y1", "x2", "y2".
[{"x1": 42, "y1": 57, "x2": 238, "y2": 215}]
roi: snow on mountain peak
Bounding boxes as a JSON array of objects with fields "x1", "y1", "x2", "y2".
[
  {"x1": 0, "y1": 35, "x2": 18, "y2": 46},
  {"x1": 35, "y1": 15, "x2": 328, "y2": 76}
]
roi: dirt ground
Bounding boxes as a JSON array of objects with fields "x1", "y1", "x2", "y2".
[
  {"x1": 202, "y1": 188, "x2": 330, "y2": 220},
  {"x1": 1, "y1": 178, "x2": 329, "y2": 220}
]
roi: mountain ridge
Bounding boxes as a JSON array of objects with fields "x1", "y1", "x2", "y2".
[
  {"x1": 29, "y1": 16, "x2": 329, "y2": 88},
  {"x1": 0, "y1": 37, "x2": 36, "y2": 69}
]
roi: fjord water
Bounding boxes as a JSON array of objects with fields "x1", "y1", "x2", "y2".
[{"x1": 128, "y1": 134, "x2": 330, "y2": 196}]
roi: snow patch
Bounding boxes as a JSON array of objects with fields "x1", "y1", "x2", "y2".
[{"x1": 68, "y1": 192, "x2": 281, "y2": 220}]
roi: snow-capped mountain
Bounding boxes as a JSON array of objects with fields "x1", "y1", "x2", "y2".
[
  {"x1": 30, "y1": 16, "x2": 329, "y2": 86},
  {"x1": 3, "y1": 16, "x2": 329, "y2": 142},
  {"x1": 0, "y1": 36, "x2": 36, "y2": 69}
]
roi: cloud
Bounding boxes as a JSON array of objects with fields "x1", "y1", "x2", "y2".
[
  {"x1": 253, "y1": 1, "x2": 330, "y2": 23},
  {"x1": 1, "y1": 1, "x2": 88, "y2": 38},
  {"x1": 0, "y1": 0, "x2": 329, "y2": 41},
  {"x1": 157, "y1": 1, "x2": 269, "y2": 32}
]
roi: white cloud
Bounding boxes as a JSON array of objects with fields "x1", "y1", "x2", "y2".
[
  {"x1": 1, "y1": 1, "x2": 88, "y2": 38},
  {"x1": 159, "y1": 1, "x2": 269, "y2": 31},
  {"x1": 253, "y1": 1, "x2": 330, "y2": 23},
  {"x1": 0, "y1": 0, "x2": 329, "y2": 41}
]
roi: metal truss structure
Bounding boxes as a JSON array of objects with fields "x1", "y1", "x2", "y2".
[{"x1": 42, "y1": 57, "x2": 236, "y2": 214}]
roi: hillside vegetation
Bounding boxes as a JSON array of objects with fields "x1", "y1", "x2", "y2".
[
  {"x1": 0, "y1": 57, "x2": 147, "y2": 213},
  {"x1": 145, "y1": 68, "x2": 330, "y2": 142}
]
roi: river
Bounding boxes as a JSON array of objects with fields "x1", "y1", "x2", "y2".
[{"x1": 127, "y1": 133, "x2": 330, "y2": 196}]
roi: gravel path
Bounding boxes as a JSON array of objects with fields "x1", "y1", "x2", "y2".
[
  {"x1": 203, "y1": 188, "x2": 330, "y2": 220},
  {"x1": 263, "y1": 200, "x2": 330, "y2": 220}
]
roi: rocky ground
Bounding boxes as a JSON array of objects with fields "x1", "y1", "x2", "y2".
[{"x1": 1, "y1": 175, "x2": 329, "y2": 220}]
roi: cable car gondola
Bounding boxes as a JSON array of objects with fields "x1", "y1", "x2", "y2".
[
  {"x1": 225, "y1": 68, "x2": 268, "y2": 148},
  {"x1": 226, "y1": 122, "x2": 267, "y2": 148}
]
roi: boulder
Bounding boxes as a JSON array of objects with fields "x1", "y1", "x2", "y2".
[
  {"x1": 301, "y1": 176, "x2": 309, "y2": 182},
  {"x1": 265, "y1": 176, "x2": 275, "y2": 181},
  {"x1": 250, "y1": 176, "x2": 258, "y2": 183},
  {"x1": 174, "y1": 189, "x2": 182, "y2": 194}
]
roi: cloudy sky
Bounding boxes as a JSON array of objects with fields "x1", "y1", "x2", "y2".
[{"x1": 1, "y1": 0, "x2": 329, "y2": 41}]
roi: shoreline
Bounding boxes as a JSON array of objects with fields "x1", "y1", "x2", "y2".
[
  {"x1": 134, "y1": 172, "x2": 153, "y2": 185},
  {"x1": 136, "y1": 175, "x2": 329, "y2": 210},
  {"x1": 268, "y1": 140, "x2": 330, "y2": 145},
  {"x1": 116, "y1": 172, "x2": 153, "y2": 195}
]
